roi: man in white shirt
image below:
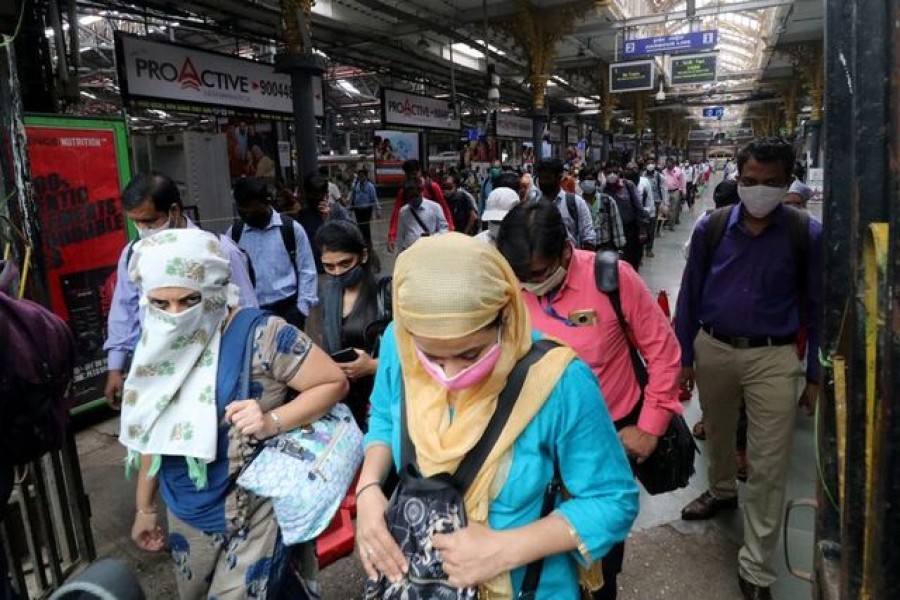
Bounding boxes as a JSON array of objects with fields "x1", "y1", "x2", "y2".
[
  {"x1": 397, "y1": 178, "x2": 449, "y2": 252},
  {"x1": 319, "y1": 166, "x2": 343, "y2": 206}
]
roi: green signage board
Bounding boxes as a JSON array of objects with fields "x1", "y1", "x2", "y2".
[
  {"x1": 609, "y1": 60, "x2": 656, "y2": 93},
  {"x1": 670, "y1": 53, "x2": 717, "y2": 85}
]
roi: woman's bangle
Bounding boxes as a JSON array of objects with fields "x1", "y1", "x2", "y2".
[
  {"x1": 269, "y1": 410, "x2": 283, "y2": 435},
  {"x1": 136, "y1": 506, "x2": 157, "y2": 516},
  {"x1": 356, "y1": 481, "x2": 382, "y2": 499}
]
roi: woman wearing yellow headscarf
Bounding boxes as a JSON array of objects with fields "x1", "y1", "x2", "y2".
[{"x1": 355, "y1": 233, "x2": 638, "y2": 599}]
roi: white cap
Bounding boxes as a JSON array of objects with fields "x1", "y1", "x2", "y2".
[{"x1": 482, "y1": 187, "x2": 521, "y2": 223}]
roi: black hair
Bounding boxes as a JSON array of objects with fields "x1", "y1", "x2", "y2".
[
  {"x1": 605, "y1": 160, "x2": 621, "y2": 171},
  {"x1": 403, "y1": 178, "x2": 423, "y2": 197},
  {"x1": 122, "y1": 172, "x2": 181, "y2": 212},
  {"x1": 442, "y1": 173, "x2": 460, "y2": 187},
  {"x1": 315, "y1": 220, "x2": 381, "y2": 274},
  {"x1": 496, "y1": 201, "x2": 567, "y2": 281},
  {"x1": 713, "y1": 179, "x2": 741, "y2": 208},
  {"x1": 494, "y1": 172, "x2": 521, "y2": 192},
  {"x1": 303, "y1": 173, "x2": 329, "y2": 197},
  {"x1": 736, "y1": 137, "x2": 795, "y2": 180},
  {"x1": 534, "y1": 157, "x2": 564, "y2": 179},
  {"x1": 402, "y1": 159, "x2": 421, "y2": 175},
  {"x1": 232, "y1": 177, "x2": 270, "y2": 207}
]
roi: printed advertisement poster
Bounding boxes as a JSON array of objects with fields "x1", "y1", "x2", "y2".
[
  {"x1": 25, "y1": 118, "x2": 130, "y2": 408},
  {"x1": 374, "y1": 130, "x2": 419, "y2": 185}
]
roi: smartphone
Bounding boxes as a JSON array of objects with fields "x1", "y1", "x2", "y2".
[
  {"x1": 569, "y1": 309, "x2": 598, "y2": 327},
  {"x1": 330, "y1": 348, "x2": 360, "y2": 363}
]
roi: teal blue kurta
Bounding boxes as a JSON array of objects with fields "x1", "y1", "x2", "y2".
[{"x1": 364, "y1": 324, "x2": 639, "y2": 598}]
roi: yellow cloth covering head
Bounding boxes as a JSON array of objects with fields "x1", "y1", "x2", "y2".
[{"x1": 392, "y1": 233, "x2": 576, "y2": 598}]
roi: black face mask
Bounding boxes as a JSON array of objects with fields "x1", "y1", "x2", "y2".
[
  {"x1": 242, "y1": 208, "x2": 272, "y2": 229},
  {"x1": 539, "y1": 181, "x2": 559, "y2": 197}
]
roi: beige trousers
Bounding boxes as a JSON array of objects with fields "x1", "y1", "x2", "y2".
[{"x1": 694, "y1": 330, "x2": 803, "y2": 587}]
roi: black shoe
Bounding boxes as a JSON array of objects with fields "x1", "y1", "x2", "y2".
[
  {"x1": 738, "y1": 574, "x2": 772, "y2": 600},
  {"x1": 681, "y1": 490, "x2": 739, "y2": 520}
]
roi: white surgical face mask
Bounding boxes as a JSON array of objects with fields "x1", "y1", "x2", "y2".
[
  {"x1": 488, "y1": 222, "x2": 501, "y2": 237},
  {"x1": 523, "y1": 265, "x2": 567, "y2": 297},
  {"x1": 646, "y1": 164, "x2": 656, "y2": 172},
  {"x1": 137, "y1": 223, "x2": 168, "y2": 239},
  {"x1": 738, "y1": 184, "x2": 789, "y2": 218}
]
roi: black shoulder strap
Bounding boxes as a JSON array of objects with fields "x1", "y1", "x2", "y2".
[
  {"x1": 565, "y1": 193, "x2": 579, "y2": 234},
  {"x1": 783, "y1": 205, "x2": 810, "y2": 293},
  {"x1": 409, "y1": 204, "x2": 432, "y2": 234},
  {"x1": 518, "y1": 459, "x2": 562, "y2": 599},
  {"x1": 398, "y1": 339, "x2": 561, "y2": 490},
  {"x1": 376, "y1": 276, "x2": 393, "y2": 322},
  {"x1": 280, "y1": 214, "x2": 297, "y2": 263},
  {"x1": 701, "y1": 206, "x2": 732, "y2": 278},
  {"x1": 125, "y1": 239, "x2": 138, "y2": 268},
  {"x1": 231, "y1": 219, "x2": 244, "y2": 244},
  {"x1": 593, "y1": 250, "x2": 648, "y2": 388},
  {"x1": 454, "y1": 339, "x2": 560, "y2": 493}
]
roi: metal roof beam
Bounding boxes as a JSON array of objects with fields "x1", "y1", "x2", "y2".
[{"x1": 589, "y1": 0, "x2": 793, "y2": 30}]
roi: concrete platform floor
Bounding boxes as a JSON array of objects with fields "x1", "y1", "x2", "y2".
[{"x1": 71, "y1": 180, "x2": 817, "y2": 599}]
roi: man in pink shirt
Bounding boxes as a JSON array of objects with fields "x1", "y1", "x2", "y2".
[
  {"x1": 663, "y1": 157, "x2": 686, "y2": 228},
  {"x1": 497, "y1": 201, "x2": 682, "y2": 600}
]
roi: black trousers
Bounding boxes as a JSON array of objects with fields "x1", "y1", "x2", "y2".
[
  {"x1": 261, "y1": 295, "x2": 306, "y2": 331},
  {"x1": 1, "y1": 465, "x2": 21, "y2": 600},
  {"x1": 353, "y1": 207, "x2": 374, "y2": 247},
  {"x1": 621, "y1": 221, "x2": 643, "y2": 273}
]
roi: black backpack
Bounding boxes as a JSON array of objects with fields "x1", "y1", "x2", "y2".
[
  {"x1": 364, "y1": 340, "x2": 562, "y2": 599},
  {"x1": 593, "y1": 251, "x2": 698, "y2": 495},
  {"x1": 230, "y1": 214, "x2": 298, "y2": 287}
]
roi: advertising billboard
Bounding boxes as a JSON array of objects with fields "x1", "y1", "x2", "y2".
[
  {"x1": 374, "y1": 130, "x2": 420, "y2": 185},
  {"x1": 115, "y1": 33, "x2": 324, "y2": 119},
  {"x1": 24, "y1": 116, "x2": 132, "y2": 411},
  {"x1": 381, "y1": 89, "x2": 460, "y2": 131}
]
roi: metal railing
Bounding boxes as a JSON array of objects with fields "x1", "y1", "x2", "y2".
[{"x1": 2, "y1": 434, "x2": 94, "y2": 599}]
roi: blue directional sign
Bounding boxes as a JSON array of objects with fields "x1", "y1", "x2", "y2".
[
  {"x1": 702, "y1": 106, "x2": 725, "y2": 118},
  {"x1": 622, "y1": 30, "x2": 718, "y2": 58}
]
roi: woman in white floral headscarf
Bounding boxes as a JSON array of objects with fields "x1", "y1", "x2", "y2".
[{"x1": 121, "y1": 228, "x2": 347, "y2": 599}]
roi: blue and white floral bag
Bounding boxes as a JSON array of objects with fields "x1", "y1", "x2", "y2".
[{"x1": 237, "y1": 403, "x2": 363, "y2": 544}]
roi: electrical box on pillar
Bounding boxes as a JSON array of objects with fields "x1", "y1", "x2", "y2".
[{"x1": 0, "y1": 0, "x2": 21, "y2": 36}]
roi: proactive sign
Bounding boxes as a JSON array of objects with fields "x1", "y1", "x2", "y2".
[
  {"x1": 115, "y1": 33, "x2": 324, "y2": 118},
  {"x1": 610, "y1": 60, "x2": 656, "y2": 93},
  {"x1": 670, "y1": 53, "x2": 718, "y2": 85},
  {"x1": 382, "y1": 89, "x2": 460, "y2": 131},
  {"x1": 623, "y1": 30, "x2": 718, "y2": 58}
]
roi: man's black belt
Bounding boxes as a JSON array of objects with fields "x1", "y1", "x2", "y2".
[{"x1": 702, "y1": 324, "x2": 795, "y2": 349}]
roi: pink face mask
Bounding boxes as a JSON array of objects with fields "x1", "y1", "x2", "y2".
[{"x1": 414, "y1": 329, "x2": 503, "y2": 391}]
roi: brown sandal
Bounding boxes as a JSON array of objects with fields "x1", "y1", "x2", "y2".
[{"x1": 692, "y1": 420, "x2": 706, "y2": 440}]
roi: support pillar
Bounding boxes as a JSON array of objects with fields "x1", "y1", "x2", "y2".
[
  {"x1": 277, "y1": 0, "x2": 324, "y2": 184},
  {"x1": 501, "y1": 2, "x2": 590, "y2": 162}
]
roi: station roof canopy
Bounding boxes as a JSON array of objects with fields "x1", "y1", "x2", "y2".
[{"x1": 68, "y1": 0, "x2": 823, "y2": 133}]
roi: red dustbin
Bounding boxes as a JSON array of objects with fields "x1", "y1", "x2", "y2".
[{"x1": 316, "y1": 468, "x2": 361, "y2": 569}]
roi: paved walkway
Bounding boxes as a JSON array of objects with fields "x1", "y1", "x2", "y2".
[{"x1": 72, "y1": 180, "x2": 816, "y2": 599}]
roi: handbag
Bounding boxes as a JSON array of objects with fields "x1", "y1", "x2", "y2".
[
  {"x1": 593, "y1": 251, "x2": 698, "y2": 495},
  {"x1": 236, "y1": 318, "x2": 364, "y2": 545},
  {"x1": 364, "y1": 340, "x2": 561, "y2": 600}
]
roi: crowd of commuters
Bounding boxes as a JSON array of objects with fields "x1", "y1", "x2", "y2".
[{"x1": 91, "y1": 135, "x2": 818, "y2": 600}]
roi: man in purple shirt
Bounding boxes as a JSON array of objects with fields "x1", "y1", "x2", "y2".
[{"x1": 674, "y1": 137, "x2": 822, "y2": 600}]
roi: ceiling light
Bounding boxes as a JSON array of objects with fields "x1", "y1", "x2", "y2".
[{"x1": 79, "y1": 15, "x2": 103, "y2": 26}]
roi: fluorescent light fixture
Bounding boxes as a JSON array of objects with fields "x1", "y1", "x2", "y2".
[
  {"x1": 80, "y1": 91, "x2": 97, "y2": 99},
  {"x1": 44, "y1": 28, "x2": 53, "y2": 37},
  {"x1": 473, "y1": 40, "x2": 506, "y2": 57},
  {"x1": 336, "y1": 80, "x2": 361, "y2": 95},
  {"x1": 553, "y1": 76, "x2": 571, "y2": 87},
  {"x1": 170, "y1": 21, "x2": 180, "y2": 27},
  {"x1": 79, "y1": 15, "x2": 103, "y2": 25}
]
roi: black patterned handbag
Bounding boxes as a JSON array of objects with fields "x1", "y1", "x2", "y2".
[{"x1": 364, "y1": 341, "x2": 560, "y2": 600}]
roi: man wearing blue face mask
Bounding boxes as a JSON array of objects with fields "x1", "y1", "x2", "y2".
[
  {"x1": 674, "y1": 137, "x2": 823, "y2": 600},
  {"x1": 103, "y1": 172, "x2": 257, "y2": 409}
]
